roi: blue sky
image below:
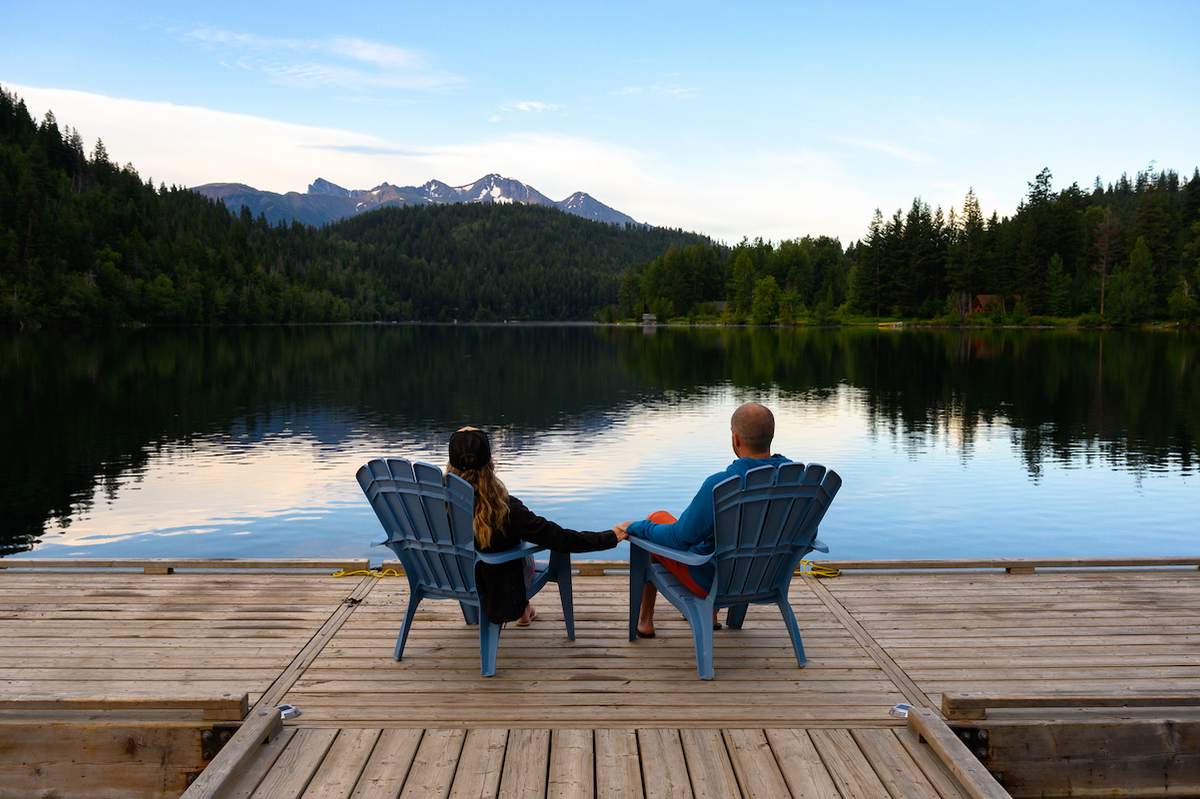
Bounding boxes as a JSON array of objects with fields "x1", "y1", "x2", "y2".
[{"x1": 3, "y1": 0, "x2": 1197, "y2": 241}]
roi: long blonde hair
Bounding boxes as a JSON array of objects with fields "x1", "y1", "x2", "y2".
[{"x1": 447, "y1": 460, "x2": 510, "y2": 550}]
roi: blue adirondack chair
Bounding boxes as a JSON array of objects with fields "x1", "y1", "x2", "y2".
[
  {"x1": 627, "y1": 462, "x2": 841, "y2": 679},
  {"x1": 356, "y1": 458, "x2": 576, "y2": 677}
]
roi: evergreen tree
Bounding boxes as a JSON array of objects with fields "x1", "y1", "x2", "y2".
[
  {"x1": 1109, "y1": 237, "x2": 1155, "y2": 322},
  {"x1": 1092, "y1": 207, "x2": 1119, "y2": 318},
  {"x1": 728, "y1": 250, "x2": 756, "y2": 319},
  {"x1": 750, "y1": 276, "x2": 780, "y2": 324},
  {"x1": 1046, "y1": 253, "x2": 1070, "y2": 316},
  {"x1": 779, "y1": 288, "x2": 800, "y2": 325}
]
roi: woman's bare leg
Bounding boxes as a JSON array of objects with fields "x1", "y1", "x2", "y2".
[{"x1": 637, "y1": 583, "x2": 657, "y2": 636}]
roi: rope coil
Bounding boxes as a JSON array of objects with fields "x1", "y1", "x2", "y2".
[
  {"x1": 798, "y1": 560, "x2": 841, "y2": 579},
  {"x1": 331, "y1": 567, "x2": 404, "y2": 578}
]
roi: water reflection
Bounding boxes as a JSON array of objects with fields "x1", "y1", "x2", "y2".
[{"x1": 1, "y1": 326, "x2": 1196, "y2": 559}]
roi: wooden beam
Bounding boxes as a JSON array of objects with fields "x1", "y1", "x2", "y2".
[
  {"x1": 908, "y1": 709, "x2": 1010, "y2": 799},
  {"x1": 820, "y1": 555, "x2": 1200, "y2": 571},
  {"x1": 3, "y1": 555, "x2": 1195, "y2": 577},
  {"x1": 943, "y1": 691, "x2": 1200, "y2": 721},
  {"x1": 978, "y1": 718, "x2": 1200, "y2": 797},
  {"x1": 178, "y1": 706, "x2": 282, "y2": 798},
  {"x1": 0, "y1": 692, "x2": 249, "y2": 721},
  {"x1": 0, "y1": 558, "x2": 370, "y2": 573},
  {"x1": 378, "y1": 555, "x2": 1200, "y2": 579}
]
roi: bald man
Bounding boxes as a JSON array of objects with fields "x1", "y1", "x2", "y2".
[{"x1": 618, "y1": 402, "x2": 789, "y2": 637}]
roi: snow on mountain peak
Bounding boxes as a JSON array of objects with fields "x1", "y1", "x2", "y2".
[{"x1": 198, "y1": 174, "x2": 638, "y2": 227}]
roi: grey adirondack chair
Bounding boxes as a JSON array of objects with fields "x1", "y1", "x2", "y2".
[
  {"x1": 627, "y1": 462, "x2": 840, "y2": 679},
  {"x1": 356, "y1": 458, "x2": 576, "y2": 677}
]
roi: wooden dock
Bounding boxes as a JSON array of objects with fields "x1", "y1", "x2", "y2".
[{"x1": 0, "y1": 556, "x2": 1197, "y2": 798}]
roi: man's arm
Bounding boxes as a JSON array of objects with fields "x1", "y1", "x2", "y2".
[{"x1": 626, "y1": 475, "x2": 719, "y2": 551}]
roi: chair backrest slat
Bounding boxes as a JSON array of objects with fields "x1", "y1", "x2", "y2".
[
  {"x1": 357, "y1": 458, "x2": 478, "y2": 597},
  {"x1": 712, "y1": 462, "x2": 840, "y2": 601}
]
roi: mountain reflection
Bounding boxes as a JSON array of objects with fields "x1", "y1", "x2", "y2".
[{"x1": 1, "y1": 325, "x2": 1196, "y2": 555}]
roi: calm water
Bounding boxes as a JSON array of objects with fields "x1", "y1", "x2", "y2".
[{"x1": 2, "y1": 325, "x2": 1197, "y2": 561}]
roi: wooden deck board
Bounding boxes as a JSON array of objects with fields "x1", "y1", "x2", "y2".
[
  {"x1": 230, "y1": 724, "x2": 984, "y2": 799},
  {"x1": 825, "y1": 571, "x2": 1200, "y2": 713},
  {"x1": 2, "y1": 560, "x2": 1199, "y2": 797},
  {"x1": 283, "y1": 575, "x2": 909, "y2": 727},
  {"x1": 0, "y1": 572, "x2": 359, "y2": 718}
]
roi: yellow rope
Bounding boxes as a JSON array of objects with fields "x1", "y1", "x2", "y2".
[
  {"x1": 799, "y1": 560, "x2": 841, "y2": 579},
  {"x1": 331, "y1": 567, "x2": 404, "y2": 578}
]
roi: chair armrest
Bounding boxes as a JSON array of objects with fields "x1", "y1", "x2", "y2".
[
  {"x1": 476, "y1": 541, "x2": 546, "y2": 565},
  {"x1": 370, "y1": 533, "x2": 389, "y2": 548},
  {"x1": 626, "y1": 535, "x2": 713, "y2": 566},
  {"x1": 811, "y1": 537, "x2": 829, "y2": 554}
]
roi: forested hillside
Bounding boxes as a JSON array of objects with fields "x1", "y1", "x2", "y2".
[
  {"x1": 5, "y1": 84, "x2": 1197, "y2": 328},
  {"x1": 0, "y1": 87, "x2": 706, "y2": 325},
  {"x1": 619, "y1": 167, "x2": 1200, "y2": 324}
]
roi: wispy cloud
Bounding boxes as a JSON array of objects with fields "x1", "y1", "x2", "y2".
[
  {"x1": 839, "y1": 137, "x2": 926, "y2": 163},
  {"x1": 13, "y1": 83, "x2": 886, "y2": 243},
  {"x1": 611, "y1": 82, "x2": 697, "y2": 99},
  {"x1": 305, "y1": 143, "x2": 433, "y2": 156},
  {"x1": 507, "y1": 100, "x2": 560, "y2": 113},
  {"x1": 178, "y1": 26, "x2": 461, "y2": 91}
]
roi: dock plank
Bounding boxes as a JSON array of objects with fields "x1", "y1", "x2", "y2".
[
  {"x1": 595, "y1": 729, "x2": 642, "y2": 799},
  {"x1": 498, "y1": 728, "x2": 550, "y2": 799},
  {"x1": 249, "y1": 728, "x2": 338, "y2": 799},
  {"x1": 399, "y1": 729, "x2": 465, "y2": 799},
  {"x1": 638, "y1": 728, "x2": 693, "y2": 799},
  {"x1": 301, "y1": 729, "x2": 381, "y2": 799},
  {"x1": 2, "y1": 561, "x2": 1198, "y2": 797},
  {"x1": 764, "y1": 728, "x2": 840, "y2": 798},
  {"x1": 548, "y1": 729, "x2": 594, "y2": 799},
  {"x1": 678, "y1": 729, "x2": 741, "y2": 799},
  {"x1": 723, "y1": 728, "x2": 790, "y2": 798},
  {"x1": 448, "y1": 728, "x2": 507, "y2": 799},
  {"x1": 348, "y1": 729, "x2": 422, "y2": 799}
]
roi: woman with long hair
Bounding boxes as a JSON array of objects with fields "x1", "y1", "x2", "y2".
[{"x1": 447, "y1": 427, "x2": 625, "y2": 625}]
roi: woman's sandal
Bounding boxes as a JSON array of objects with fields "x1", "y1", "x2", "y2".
[{"x1": 515, "y1": 606, "x2": 537, "y2": 627}]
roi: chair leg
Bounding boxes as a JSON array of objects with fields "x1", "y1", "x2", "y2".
[
  {"x1": 628, "y1": 547, "x2": 649, "y2": 641},
  {"x1": 550, "y1": 551, "x2": 576, "y2": 641},
  {"x1": 460, "y1": 602, "x2": 479, "y2": 626},
  {"x1": 683, "y1": 601, "x2": 715, "y2": 680},
  {"x1": 777, "y1": 598, "x2": 807, "y2": 667},
  {"x1": 726, "y1": 603, "x2": 749, "y2": 629},
  {"x1": 394, "y1": 590, "x2": 423, "y2": 661},
  {"x1": 479, "y1": 619, "x2": 501, "y2": 677}
]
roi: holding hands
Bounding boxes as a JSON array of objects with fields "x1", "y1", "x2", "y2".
[{"x1": 611, "y1": 520, "x2": 633, "y2": 541}]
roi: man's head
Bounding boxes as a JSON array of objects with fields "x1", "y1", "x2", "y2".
[{"x1": 730, "y1": 402, "x2": 775, "y2": 458}]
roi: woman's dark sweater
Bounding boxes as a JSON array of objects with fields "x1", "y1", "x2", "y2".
[{"x1": 475, "y1": 495, "x2": 617, "y2": 624}]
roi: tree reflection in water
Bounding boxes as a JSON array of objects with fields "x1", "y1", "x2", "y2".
[{"x1": 1, "y1": 325, "x2": 1195, "y2": 555}]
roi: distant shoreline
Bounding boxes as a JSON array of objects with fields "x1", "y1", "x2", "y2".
[{"x1": 8, "y1": 318, "x2": 1193, "y2": 332}]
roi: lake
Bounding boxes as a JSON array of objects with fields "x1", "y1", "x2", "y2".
[{"x1": 2, "y1": 325, "x2": 1196, "y2": 562}]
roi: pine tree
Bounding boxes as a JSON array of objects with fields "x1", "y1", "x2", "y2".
[
  {"x1": 1110, "y1": 237, "x2": 1155, "y2": 322},
  {"x1": 750, "y1": 276, "x2": 780, "y2": 324},
  {"x1": 1046, "y1": 253, "x2": 1070, "y2": 316},
  {"x1": 1093, "y1": 207, "x2": 1119, "y2": 317},
  {"x1": 728, "y1": 250, "x2": 756, "y2": 319}
]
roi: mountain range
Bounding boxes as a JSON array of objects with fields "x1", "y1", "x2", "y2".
[{"x1": 193, "y1": 173, "x2": 639, "y2": 228}]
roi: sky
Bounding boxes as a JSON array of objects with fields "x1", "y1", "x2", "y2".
[{"x1": 2, "y1": 1, "x2": 1197, "y2": 242}]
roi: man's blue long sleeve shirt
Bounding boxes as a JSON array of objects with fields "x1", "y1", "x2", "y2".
[{"x1": 627, "y1": 454, "x2": 791, "y2": 586}]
